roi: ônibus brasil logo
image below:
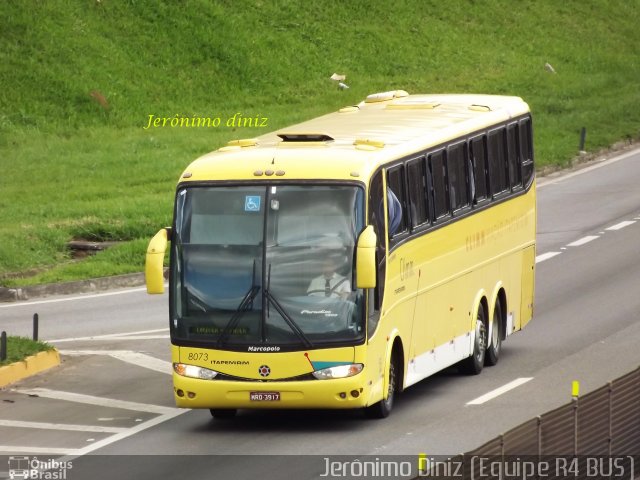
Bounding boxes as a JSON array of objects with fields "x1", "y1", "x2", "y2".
[{"x1": 8, "y1": 456, "x2": 72, "y2": 479}]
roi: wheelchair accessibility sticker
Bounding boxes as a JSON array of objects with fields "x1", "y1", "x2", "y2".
[{"x1": 244, "y1": 196, "x2": 261, "y2": 212}]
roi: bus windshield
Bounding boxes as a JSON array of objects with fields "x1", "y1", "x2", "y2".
[{"x1": 170, "y1": 184, "x2": 366, "y2": 350}]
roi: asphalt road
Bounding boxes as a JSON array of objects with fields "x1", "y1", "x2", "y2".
[{"x1": 1, "y1": 148, "x2": 639, "y2": 479}]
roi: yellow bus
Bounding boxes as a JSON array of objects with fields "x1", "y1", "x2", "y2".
[{"x1": 145, "y1": 90, "x2": 536, "y2": 418}]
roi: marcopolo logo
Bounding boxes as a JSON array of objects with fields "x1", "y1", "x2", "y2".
[
  {"x1": 247, "y1": 346, "x2": 281, "y2": 352},
  {"x1": 8, "y1": 456, "x2": 72, "y2": 480}
]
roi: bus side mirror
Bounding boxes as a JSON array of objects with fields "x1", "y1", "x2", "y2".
[
  {"x1": 356, "y1": 225, "x2": 377, "y2": 289},
  {"x1": 145, "y1": 228, "x2": 170, "y2": 294}
]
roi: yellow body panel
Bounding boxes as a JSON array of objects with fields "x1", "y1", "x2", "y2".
[
  {"x1": 387, "y1": 187, "x2": 536, "y2": 386},
  {"x1": 173, "y1": 344, "x2": 380, "y2": 409},
  {"x1": 173, "y1": 373, "x2": 370, "y2": 409},
  {"x1": 520, "y1": 245, "x2": 536, "y2": 329}
]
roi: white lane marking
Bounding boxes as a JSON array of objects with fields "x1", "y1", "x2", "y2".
[
  {"x1": 12, "y1": 388, "x2": 178, "y2": 415},
  {"x1": 0, "y1": 287, "x2": 150, "y2": 309},
  {"x1": 567, "y1": 235, "x2": 599, "y2": 247},
  {"x1": 535, "y1": 252, "x2": 561, "y2": 263},
  {"x1": 538, "y1": 218, "x2": 636, "y2": 262},
  {"x1": 59, "y1": 349, "x2": 134, "y2": 355},
  {"x1": 0, "y1": 446, "x2": 80, "y2": 455},
  {"x1": 108, "y1": 351, "x2": 172, "y2": 375},
  {"x1": 50, "y1": 328, "x2": 168, "y2": 343},
  {"x1": 59, "y1": 350, "x2": 172, "y2": 375},
  {"x1": 84, "y1": 335, "x2": 170, "y2": 341},
  {"x1": 60, "y1": 408, "x2": 187, "y2": 460},
  {"x1": 537, "y1": 147, "x2": 640, "y2": 189},
  {"x1": 0, "y1": 419, "x2": 126, "y2": 433},
  {"x1": 606, "y1": 220, "x2": 636, "y2": 231},
  {"x1": 467, "y1": 377, "x2": 533, "y2": 405},
  {"x1": 53, "y1": 335, "x2": 169, "y2": 343}
]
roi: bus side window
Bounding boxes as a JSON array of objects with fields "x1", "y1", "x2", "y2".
[
  {"x1": 386, "y1": 166, "x2": 407, "y2": 237},
  {"x1": 519, "y1": 117, "x2": 534, "y2": 186},
  {"x1": 428, "y1": 150, "x2": 450, "y2": 220},
  {"x1": 447, "y1": 142, "x2": 470, "y2": 212},
  {"x1": 488, "y1": 127, "x2": 509, "y2": 196},
  {"x1": 406, "y1": 157, "x2": 429, "y2": 228},
  {"x1": 506, "y1": 123, "x2": 522, "y2": 190},
  {"x1": 470, "y1": 135, "x2": 489, "y2": 203}
]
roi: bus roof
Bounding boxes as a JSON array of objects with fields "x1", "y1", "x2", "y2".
[{"x1": 182, "y1": 91, "x2": 530, "y2": 184}]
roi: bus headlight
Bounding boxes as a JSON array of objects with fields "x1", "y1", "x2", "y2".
[
  {"x1": 173, "y1": 363, "x2": 219, "y2": 380},
  {"x1": 312, "y1": 363, "x2": 363, "y2": 380}
]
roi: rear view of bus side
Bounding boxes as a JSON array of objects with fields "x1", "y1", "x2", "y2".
[{"x1": 145, "y1": 90, "x2": 536, "y2": 419}]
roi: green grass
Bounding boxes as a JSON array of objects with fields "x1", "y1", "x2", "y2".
[
  {"x1": 1, "y1": 0, "x2": 639, "y2": 287},
  {"x1": 0, "y1": 336, "x2": 54, "y2": 366}
]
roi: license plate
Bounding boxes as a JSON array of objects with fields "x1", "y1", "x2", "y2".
[{"x1": 250, "y1": 391, "x2": 280, "y2": 401}]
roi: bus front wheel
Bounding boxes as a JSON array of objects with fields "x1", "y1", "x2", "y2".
[
  {"x1": 365, "y1": 353, "x2": 398, "y2": 419},
  {"x1": 460, "y1": 307, "x2": 487, "y2": 375}
]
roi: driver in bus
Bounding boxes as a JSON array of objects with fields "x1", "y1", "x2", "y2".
[{"x1": 307, "y1": 255, "x2": 351, "y2": 300}]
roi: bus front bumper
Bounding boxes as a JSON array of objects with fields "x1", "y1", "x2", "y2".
[{"x1": 172, "y1": 373, "x2": 371, "y2": 409}]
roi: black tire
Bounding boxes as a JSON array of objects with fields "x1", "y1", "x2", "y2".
[
  {"x1": 460, "y1": 306, "x2": 487, "y2": 375},
  {"x1": 365, "y1": 353, "x2": 398, "y2": 419},
  {"x1": 485, "y1": 300, "x2": 503, "y2": 366},
  {"x1": 210, "y1": 408, "x2": 237, "y2": 419}
]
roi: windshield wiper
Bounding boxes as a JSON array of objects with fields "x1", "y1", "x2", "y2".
[
  {"x1": 264, "y1": 291, "x2": 314, "y2": 349},
  {"x1": 217, "y1": 260, "x2": 260, "y2": 348},
  {"x1": 264, "y1": 264, "x2": 314, "y2": 349}
]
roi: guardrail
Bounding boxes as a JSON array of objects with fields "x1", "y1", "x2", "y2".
[
  {"x1": 471, "y1": 367, "x2": 639, "y2": 456},
  {"x1": 421, "y1": 367, "x2": 639, "y2": 479}
]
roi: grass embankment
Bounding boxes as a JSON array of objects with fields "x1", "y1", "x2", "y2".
[
  {"x1": 1, "y1": 1, "x2": 639, "y2": 287},
  {"x1": 0, "y1": 336, "x2": 54, "y2": 367}
]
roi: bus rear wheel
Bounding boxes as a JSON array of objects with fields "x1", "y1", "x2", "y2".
[
  {"x1": 210, "y1": 408, "x2": 237, "y2": 419},
  {"x1": 365, "y1": 353, "x2": 398, "y2": 419},
  {"x1": 460, "y1": 307, "x2": 487, "y2": 375},
  {"x1": 485, "y1": 300, "x2": 503, "y2": 366}
]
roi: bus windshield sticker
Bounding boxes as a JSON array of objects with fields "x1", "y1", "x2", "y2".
[{"x1": 244, "y1": 195, "x2": 261, "y2": 212}]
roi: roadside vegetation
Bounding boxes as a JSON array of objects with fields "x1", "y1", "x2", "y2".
[
  {"x1": 1, "y1": 1, "x2": 639, "y2": 287},
  {"x1": 0, "y1": 336, "x2": 54, "y2": 367}
]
